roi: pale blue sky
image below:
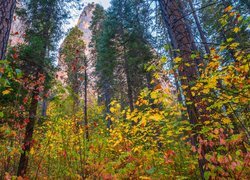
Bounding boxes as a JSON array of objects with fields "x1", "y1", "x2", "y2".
[{"x1": 81, "y1": 0, "x2": 111, "y2": 9}]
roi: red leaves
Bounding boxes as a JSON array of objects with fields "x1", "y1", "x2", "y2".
[
  {"x1": 62, "y1": 150, "x2": 67, "y2": 158},
  {"x1": 23, "y1": 97, "x2": 28, "y2": 104},
  {"x1": 93, "y1": 122, "x2": 98, "y2": 127},
  {"x1": 219, "y1": 137, "x2": 226, "y2": 145},
  {"x1": 24, "y1": 119, "x2": 30, "y2": 124},
  {"x1": 20, "y1": 105, "x2": 25, "y2": 111},
  {"x1": 12, "y1": 53, "x2": 19, "y2": 60},
  {"x1": 164, "y1": 150, "x2": 175, "y2": 164}
]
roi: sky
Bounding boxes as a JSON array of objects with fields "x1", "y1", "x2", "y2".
[{"x1": 81, "y1": 0, "x2": 111, "y2": 9}]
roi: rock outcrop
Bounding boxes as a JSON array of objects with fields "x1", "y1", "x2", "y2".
[
  {"x1": 9, "y1": 0, "x2": 26, "y2": 47},
  {"x1": 57, "y1": 3, "x2": 97, "y2": 100}
]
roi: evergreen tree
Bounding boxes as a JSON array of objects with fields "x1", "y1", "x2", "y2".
[
  {"x1": 92, "y1": 1, "x2": 156, "y2": 115},
  {"x1": 61, "y1": 27, "x2": 85, "y2": 113},
  {"x1": 16, "y1": 0, "x2": 76, "y2": 177}
]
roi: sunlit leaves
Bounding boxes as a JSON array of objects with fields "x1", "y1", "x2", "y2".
[
  {"x1": 233, "y1": 27, "x2": 240, "y2": 33},
  {"x1": 2, "y1": 89, "x2": 11, "y2": 95}
]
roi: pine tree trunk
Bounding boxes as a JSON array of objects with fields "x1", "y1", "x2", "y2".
[
  {"x1": 125, "y1": 65, "x2": 134, "y2": 111},
  {"x1": 159, "y1": 0, "x2": 210, "y2": 178},
  {"x1": 124, "y1": 48, "x2": 134, "y2": 112},
  {"x1": 17, "y1": 89, "x2": 39, "y2": 177},
  {"x1": 104, "y1": 82, "x2": 112, "y2": 128},
  {"x1": 0, "y1": 0, "x2": 16, "y2": 60}
]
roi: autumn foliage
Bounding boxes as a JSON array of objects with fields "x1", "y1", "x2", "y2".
[{"x1": 0, "y1": 1, "x2": 249, "y2": 180}]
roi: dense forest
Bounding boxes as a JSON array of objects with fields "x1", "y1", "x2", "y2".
[{"x1": 0, "y1": 0, "x2": 249, "y2": 179}]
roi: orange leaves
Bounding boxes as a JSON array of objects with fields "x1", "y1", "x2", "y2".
[
  {"x1": 224, "y1": 6, "x2": 233, "y2": 12},
  {"x1": 0, "y1": 67, "x2": 4, "y2": 74},
  {"x1": 164, "y1": 150, "x2": 176, "y2": 165}
]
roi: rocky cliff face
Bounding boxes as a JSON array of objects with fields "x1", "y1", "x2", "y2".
[
  {"x1": 78, "y1": 3, "x2": 97, "y2": 98},
  {"x1": 57, "y1": 3, "x2": 97, "y2": 99},
  {"x1": 77, "y1": 3, "x2": 95, "y2": 58},
  {"x1": 9, "y1": 1, "x2": 26, "y2": 46}
]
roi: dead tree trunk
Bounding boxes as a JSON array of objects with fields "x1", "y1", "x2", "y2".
[{"x1": 0, "y1": 0, "x2": 16, "y2": 60}]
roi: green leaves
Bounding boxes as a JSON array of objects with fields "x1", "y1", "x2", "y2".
[{"x1": 0, "y1": 111, "x2": 3, "y2": 118}]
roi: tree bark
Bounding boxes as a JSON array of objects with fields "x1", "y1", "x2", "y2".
[
  {"x1": 17, "y1": 88, "x2": 39, "y2": 177},
  {"x1": 124, "y1": 55, "x2": 134, "y2": 112},
  {"x1": 159, "y1": 0, "x2": 210, "y2": 178},
  {"x1": 84, "y1": 58, "x2": 89, "y2": 141},
  {"x1": 104, "y1": 82, "x2": 112, "y2": 129},
  {"x1": 0, "y1": 0, "x2": 16, "y2": 60}
]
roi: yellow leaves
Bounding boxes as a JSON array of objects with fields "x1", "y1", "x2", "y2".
[
  {"x1": 150, "y1": 91, "x2": 157, "y2": 99},
  {"x1": 226, "y1": 38, "x2": 234, "y2": 43},
  {"x1": 222, "y1": 118, "x2": 231, "y2": 124},
  {"x1": 140, "y1": 116, "x2": 147, "y2": 126},
  {"x1": 112, "y1": 131, "x2": 123, "y2": 148},
  {"x1": 160, "y1": 56, "x2": 167, "y2": 63},
  {"x1": 207, "y1": 76, "x2": 218, "y2": 89},
  {"x1": 235, "y1": 52, "x2": 243, "y2": 61},
  {"x1": 167, "y1": 131, "x2": 173, "y2": 136},
  {"x1": 181, "y1": 85, "x2": 188, "y2": 90},
  {"x1": 184, "y1": 63, "x2": 191, "y2": 67},
  {"x1": 110, "y1": 107, "x2": 115, "y2": 113},
  {"x1": 239, "y1": 64, "x2": 249, "y2": 74},
  {"x1": 191, "y1": 83, "x2": 202, "y2": 91},
  {"x1": 131, "y1": 116, "x2": 139, "y2": 123},
  {"x1": 229, "y1": 42, "x2": 240, "y2": 49},
  {"x1": 136, "y1": 98, "x2": 149, "y2": 106},
  {"x1": 204, "y1": 121, "x2": 211, "y2": 125},
  {"x1": 139, "y1": 176, "x2": 151, "y2": 180},
  {"x1": 220, "y1": 45, "x2": 226, "y2": 51},
  {"x1": 2, "y1": 89, "x2": 11, "y2": 95},
  {"x1": 153, "y1": 73, "x2": 160, "y2": 79},
  {"x1": 150, "y1": 113, "x2": 162, "y2": 121},
  {"x1": 110, "y1": 101, "x2": 121, "y2": 113},
  {"x1": 173, "y1": 57, "x2": 182, "y2": 64},
  {"x1": 199, "y1": 75, "x2": 218, "y2": 94},
  {"x1": 133, "y1": 145, "x2": 143, "y2": 153},
  {"x1": 233, "y1": 27, "x2": 240, "y2": 33},
  {"x1": 30, "y1": 147, "x2": 35, "y2": 155},
  {"x1": 202, "y1": 88, "x2": 210, "y2": 94}
]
